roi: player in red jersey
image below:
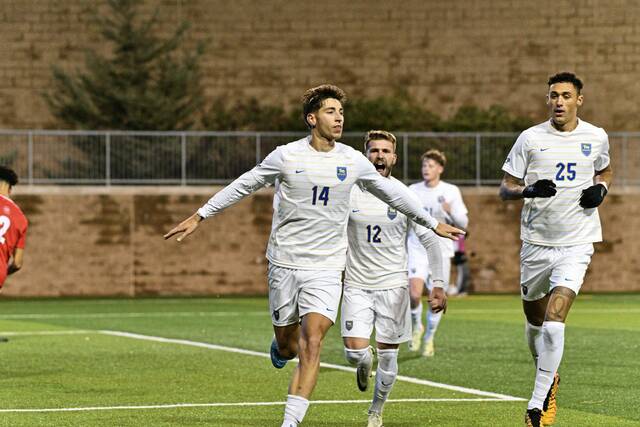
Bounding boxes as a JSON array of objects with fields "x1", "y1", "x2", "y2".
[
  {"x1": 0, "y1": 166, "x2": 27, "y2": 343},
  {"x1": 0, "y1": 166, "x2": 27, "y2": 289}
]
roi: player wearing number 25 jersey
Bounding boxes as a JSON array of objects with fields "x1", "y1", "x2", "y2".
[
  {"x1": 0, "y1": 166, "x2": 27, "y2": 288},
  {"x1": 500, "y1": 72, "x2": 612, "y2": 427}
]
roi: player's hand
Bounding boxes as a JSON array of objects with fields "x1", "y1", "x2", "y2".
[
  {"x1": 579, "y1": 183, "x2": 608, "y2": 208},
  {"x1": 164, "y1": 213, "x2": 203, "y2": 242},
  {"x1": 433, "y1": 223, "x2": 465, "y2": 241},
  {"x1": 428, "y1": 286, "x2": 447, "y2": 314},
  {"x1": 522, "y1": 179, "x2": 557, "y2": 198}
]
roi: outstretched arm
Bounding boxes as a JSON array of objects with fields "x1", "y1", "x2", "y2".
[{"x1": 165, "y1": 148, "x2": 283, "y2": 242}]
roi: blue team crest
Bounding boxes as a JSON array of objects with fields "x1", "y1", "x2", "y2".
[
  {"x1": 387, "y1": 207, "x2": 398, "y2": 220},
  {"x1": 581, "y1": 143, "x2": 592, "y2": 156},
  {"x1": 336, "y1": 166, "x2": 347, "y2": 181}
]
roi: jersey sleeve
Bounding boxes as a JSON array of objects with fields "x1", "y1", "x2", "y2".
[
  {"x1": 447, "y1": 186, "x2": 469, "y2": 229},
  {"x1": 355, "y1": 154, "x2": 438, "y2": 229},
  {"x1": 502, "y1": 132, "x2": 528, "y2": 179},
  {"x1": 198, "y1": 147, "x2": 283, "y2": 219},
  {"x1": 410, "y1": 221, "x2": 445, "y2": 285},
  {"x1": 595, "y1": 131, "x2": 610, "y2": 172}
]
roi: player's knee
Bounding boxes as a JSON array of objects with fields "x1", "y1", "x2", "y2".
[
  {"x1": 376, "y1": 348, "x2": 398, "y2": 391},
  {"x1": 300, "y1": 335, "x2": 323, "y2": 359},
  {"x1": 344, "y1": 347, "x2": 368, "y2": 366}
]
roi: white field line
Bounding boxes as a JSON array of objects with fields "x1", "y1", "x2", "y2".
[
  {"x1": 0, "y1": 330, "x2": 91, "y2": 336},
  {"x1": 452, "y1": 308, "x2": 640, "y2": 314},
  {"x1": 0, "y1": 397, "x2": 515, "y2": 413},
  {"x1": 0, "y1": 311, "x2": 265, "y2": 320},
  {"x1": 101, "y1": 330, "x2": 525, "y2": 401}
]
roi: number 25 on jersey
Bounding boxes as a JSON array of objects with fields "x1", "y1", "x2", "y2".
[{"x1": 555, "y1": 162, "x2": 577, "y2": 181}]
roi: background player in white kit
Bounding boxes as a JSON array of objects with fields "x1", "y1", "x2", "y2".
[
  {"x1": 407, "y1": 150, "x2": 469, "y2": 356},
  {"x1": 500, "y1": 72, "x2": 612, "y2": 427},
  {"x1": 341, "y1": 130, "x2": 447, "y2": 427},
  {"x1": 165, "y1": 85, "x2": 464, "y2": 427}
]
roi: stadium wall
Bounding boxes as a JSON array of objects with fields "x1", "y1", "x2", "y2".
[
  {"x1": 2, "y1": 187, "x2": 636, "y2": 297},
  {"x1": 0, "y1": 0, "x2": 638, "y2": 130}
]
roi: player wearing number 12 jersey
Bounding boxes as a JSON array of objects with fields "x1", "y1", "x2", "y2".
[
  {"x1": 165, "y1": 85, "x2": 464, "y2": 427},
  {"x1": 0, "y1": 166, "x2": 27, "y2": 290},
  {"x1": 500, "y1": 72, "x2": 612, "y2": 427},
  {"x1": 341, "y1": 131, "x2": 446, "y2": 427}
]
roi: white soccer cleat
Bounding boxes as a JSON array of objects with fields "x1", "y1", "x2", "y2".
[
  {"x1": 421, "y1": 337, "x2": 435, "y2": 357},
  {"x1": 367, "y1": 412, "x2": 384, "y2": 427},
  {"x1": 408, "y1": 324, "x2": 424, "y2": 352}
]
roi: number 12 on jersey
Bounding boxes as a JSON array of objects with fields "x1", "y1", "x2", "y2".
[
  {"x1": 366, "y1": 225, "x2": 382, "y2": 243},
  {"x1": 311, "y1": 186, "x2": 330, "y2": 206}
]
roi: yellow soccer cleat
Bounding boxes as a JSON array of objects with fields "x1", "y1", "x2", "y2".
[
  {"x1": 367, "y1": 412, "x2": 384, "y2": 427},
  {"x1": 421, "y1": 337, "x2": 435, "y2": 357},
  {"x1": 408, "y1": 324, "x2": 424, "y2": 352},
  {"x1": 541, "y1": 372, "x2": 560, "y2": 425}
]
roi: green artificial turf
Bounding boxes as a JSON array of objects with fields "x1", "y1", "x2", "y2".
[{"x1": 0, "y1": 294, "x2": 638, "y2": 426}]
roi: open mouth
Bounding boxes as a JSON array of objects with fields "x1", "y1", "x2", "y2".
[{"x1": 374, "y1": 163, "x2": 386, "y2": 171}]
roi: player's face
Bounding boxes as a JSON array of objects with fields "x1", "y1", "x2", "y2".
[
  {"x1": 422, "y1": 158, "x2": 443, "y2": 182},
  {"x1": 547, "y1": 82, "x2": 583, "y2": 129},
  {"x1": 307, "y1": 98, "x2": 344, "y2": 141},
  {"x1": 366, "y1": 139, "x2": 397, "y2": 177}
]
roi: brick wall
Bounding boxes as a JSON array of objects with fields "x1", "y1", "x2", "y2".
[
  {"x1": 0, "y1": 0, "x2": 638, "y2": 130},
  {"x1": 1, "y1": 187, "x2": 636, "y2": 297}
]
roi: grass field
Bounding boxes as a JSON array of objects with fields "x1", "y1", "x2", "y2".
[{"x1": 0, "y1": 294, "x2": 638, "y2": 426}]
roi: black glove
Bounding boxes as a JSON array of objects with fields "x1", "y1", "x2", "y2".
[
  {"x1": 522, "y1": 179, "x2": 557, "y2": 198},
  {"x1": 580, "y1": 183, "x2": 608, "y2": 208}
]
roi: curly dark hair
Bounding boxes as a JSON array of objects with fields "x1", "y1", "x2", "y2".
[
  {"x1": 0, "y1": 166, "x2": 18, "y2": 187},
  {"x1": 548, "y1": 72, "x2": 583, "y2": 93},
  {"x1": 301, "y1": 84, "x2": 347, "y2": 129}
]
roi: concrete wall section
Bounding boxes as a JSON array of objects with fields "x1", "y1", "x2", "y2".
[{"x1": 1, "y1": 187, "x2": 635, "y2": 297}]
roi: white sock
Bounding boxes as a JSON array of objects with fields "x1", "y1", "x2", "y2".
[
  {"x1": 528, "y1": 321, "x2": 565, "y2": 410},
  {"x1": 424, "y1": 305, "x2": 442, "y2": 342},
  {"x1": 525, "y1": 322, "x2": 543, "y2": 367},
  {"x1": 344, "y1": 346, "x2": 373, "y2": 368},
  {"x1": 369, "y1": 348, "x2": 398, "y2": 414},
  {"x1": 281, "y1": 394, "x2": 309, "y2": 427},
  {"x1": 411, "y1": 303, "x2": 423, "y2": 330}
]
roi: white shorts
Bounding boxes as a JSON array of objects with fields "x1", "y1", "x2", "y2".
[
  {"x1": 340, "y1": 285, "x2": 411, "y2": 344},
  {"x1": 407, "y1": 245, "x2": 451, "y2": 291},
  {"x1": 268, "y1": 264, "x2": 342, "y2": 326},
  {"x1": 520, "y1": 242, "x2": 594, "y2": 301}
]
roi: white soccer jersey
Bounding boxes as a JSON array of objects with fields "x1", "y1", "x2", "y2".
[
  {"x1": 197, "y1": 136, "x2": 439, "y2": 271},
  {"x1": 344, "y1": 178, "x2": 444, "y2": 289},
  {"x1": 502, "y1": 119, "x2": 610, "y2": 246},
  {"x1": 407, "y1": 181, "x2": 468, "y2": 258}
]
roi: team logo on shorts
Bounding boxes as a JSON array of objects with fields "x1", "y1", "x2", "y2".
[
  {"x1": 345, "y1": 320, "x2": 353, "y2": 331},
  {"x1": 410, "y1": 268, "x2": 416, "y2": 274},
  {"x1": 336, "y1": 166, "x2": 347, "y2": 181},
  {"x1": 273, "y1": 310, "x2": 280, "y2": 321},
  {"x1": 521, "y1": 285, "x2": 528, "y2": 296},
  {"x1": 387, "y1": 207, "x2": 397, "y2": 220},
  {"x1": 581, "y1": 143, "x2": 592, "y2": 156}
]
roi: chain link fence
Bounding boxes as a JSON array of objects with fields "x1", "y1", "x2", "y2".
[{"x1": 0, "y1": 130, "x2": 636, "y2": 186}]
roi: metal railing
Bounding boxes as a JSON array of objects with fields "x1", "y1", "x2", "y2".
[{"x1": 0, "y1": 130, "x2": 637, "y2": 186}]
